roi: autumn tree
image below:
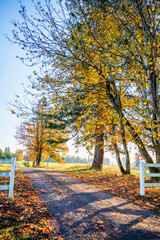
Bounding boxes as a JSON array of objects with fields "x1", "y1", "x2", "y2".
[
  {"x1": 10, "y1": 0, "x2": 132, "y2": 172},
  {"x1": 9, "y1": 0, "x2": 127, "y2": 172},
  {"x1": 66, "y1": 0, "x2": 160, "y2": 173},
  {"x1": 14, "y1": 99, "x2": 68, "y2": 166},
  {"x1": 32, "y1": 69, "x2": 112, "y2": 170},
  {"x1": 14, "y1": 149, "x2": 24, "y2": 160},
  {"x1": 99, "y1": 0, "x2": 160, "y2": 171},
  {"x1": 9, "y1": 0, "x2": 159, "y2": 174}
]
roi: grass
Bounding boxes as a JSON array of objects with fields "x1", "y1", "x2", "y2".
[
  {"x1": 0, "y1": 164, "x2": 12, "y2": 171},
  {"x1": 17, "y1": 160, "x2": 91, "y2": 171}
]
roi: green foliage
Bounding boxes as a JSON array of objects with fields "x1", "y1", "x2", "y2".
[
  {"x1": 4, "y1": 147, "x2": 12, "y2": 159},
  {"x1": 0, "y1": 149, "x2": 7, "y2": 159},
  {"x1": 65, "y1": 155, "x2": 91, "y2": 164}
]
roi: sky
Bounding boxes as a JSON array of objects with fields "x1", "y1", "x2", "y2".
[
  {"x1": 0, "y1": 0, "x2": 95, "y2": 159},
  {"x1": 0, "y1": 0, "x2": 30, "y2": 153}
]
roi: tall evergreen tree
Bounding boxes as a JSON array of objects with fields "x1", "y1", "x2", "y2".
[
  {"x1": 4, "y1": 147, "x2": 12, "y2": 159},
  {"x1": 0, "y1": 149, "x2": 7, "y2": 159}
]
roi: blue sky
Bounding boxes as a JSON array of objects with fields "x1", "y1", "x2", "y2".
[{"x1": 0, "y1": 0, "x2": 32, "y2": 153}]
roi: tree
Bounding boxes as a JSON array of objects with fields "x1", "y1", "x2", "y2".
[
  {"x1": 4, "y1": 147, "x2": 12, "y2": 159},
  {"x1": 11, "y1": 0, "x2": 133, "y2": 172},
  {"x1": 9, "y1": 0, "x2": 159, "y2": 175},
  {"x1": 67, "y1": 0, "x2": 160, "y2": 173},
  {"x1": 101, "y1": 0, "x2": 160, "y2": 174},
  {"x1": 9, "y1": 0, "x2": 110, "y2": 170},
  {"x1": 14, "y1": 149, "x2": 24, "y2": 160},
  {"x1": 31, "y1": 69, "x2": 109, "y2": 170},
  {"x1": 14, "y1": 100, "x2": 68, "y2": 166},
  {"x1": 0, "y1": 149, "x2": 7, "y2": 159}
]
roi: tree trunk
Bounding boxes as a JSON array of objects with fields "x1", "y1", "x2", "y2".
[
  {"x1": 114, "y1": 142, "x2": 127, "y2": 174},
  {"x1": 155, "y1": 143, "x2": 160, "y2": 164},
  {"x1": 91, "y1": 131, "x2": 104, "y2": 170},
  {"x1": 36, "y1": 152, "x2": 41, "y2": 166},
  {"x1": 120, "y1": 118, "x2": 130, "y2": 174},
  {"x1": 36, "y1": 155, "x2": 39, "y2": 166},
  {"x1": 112, "y1": 123, "x2": 129, "y2": 175}
]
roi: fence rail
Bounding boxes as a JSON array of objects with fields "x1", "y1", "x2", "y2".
[
  {"x1": 0, "y1": 158, "x2": 16, "y2": 198},
  {"x1": 140, "y1": 161, "x2": 160, "y2": 196},
  {"x1": 0, "y1": 159, "x2": 13, "y2": 164}
]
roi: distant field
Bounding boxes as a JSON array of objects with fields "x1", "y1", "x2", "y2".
[
  {"x1": 17, "y1": 160, "x2": 92, "y2": 171},
  {"x1": 16, "y1": 160, "x2": 140, "y2": 176},
  {"x1": 0, "y1": 164, "x2": 11, "y2": 172}
]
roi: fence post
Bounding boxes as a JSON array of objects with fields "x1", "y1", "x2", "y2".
[
  {"x1": 8, "y1": 158, "x2": 16, "y2": 198},
  {"x1": 140, "y1": 161, "x2": 145, "y2": 196}
]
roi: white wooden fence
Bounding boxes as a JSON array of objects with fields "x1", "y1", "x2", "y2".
[
  {"x1": 0, "y1": 158, "x2": 16, "y2": 198},
  {"x1": 140, "y1": 161, "x2": 160, "y2": 196}
]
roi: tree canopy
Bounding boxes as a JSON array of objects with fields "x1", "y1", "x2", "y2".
[
  {"x1": 14, "y1": 99, "x2": 68, "y2": 166},
  {"x1": 9, "y1": 0, "x2": 160, "y2": 173}
]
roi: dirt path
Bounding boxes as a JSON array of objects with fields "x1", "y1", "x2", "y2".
[{"x1": 20, "y1": 167, "x2": 160, "y2": 240}]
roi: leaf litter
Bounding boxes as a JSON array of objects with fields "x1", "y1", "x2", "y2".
[
  {"x1": 61, "y1": 168, "x2": 160, "y2": 215},
  {"x1": 0, "y1": 169, "x2": 63, "y2": 240}
]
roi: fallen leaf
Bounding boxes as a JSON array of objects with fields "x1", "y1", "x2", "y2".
[
  {"x1": 40, "y1": 189, "x2": 47, "y2": 193},
  {"x1": 77, "y1": 208, "x2": 85, "y2": 212}
]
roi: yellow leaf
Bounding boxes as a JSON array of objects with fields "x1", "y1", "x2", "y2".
[{"x1": 97, "y1": 221, "x2": 104, "y2": 224}]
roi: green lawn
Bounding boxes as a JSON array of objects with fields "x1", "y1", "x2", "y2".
[
  {"x1": 17, "y1": 160, "x2": 140, "y2": 176},
  {"x1": 17, "y1": 160, "x2": 92, "y2": 171},
  {"x1": 0, "y1": 164, "x2": 11, "y2": 172}
]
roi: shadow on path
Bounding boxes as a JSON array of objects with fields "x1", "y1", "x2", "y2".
[{"x1": 20, "y1": 167, "x2": 160, "y2": 240}]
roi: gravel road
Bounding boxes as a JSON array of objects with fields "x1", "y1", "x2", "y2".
[{"x1": 20, "y1": 167, "x2": 160, "y2": 240}]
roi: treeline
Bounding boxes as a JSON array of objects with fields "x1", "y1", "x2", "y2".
[
  {"x1": 65, "y1": 155, "x2": 110, "y2": 165},
  {"x1": 65, "y1": 155, "x2": 90, "y2": 164},
  {"x1": 0, "y1": 147, "x2": 12, "y2": 159},
  {"x1": 0, "y1": 147, "x2": 24, "y2": 160}
]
